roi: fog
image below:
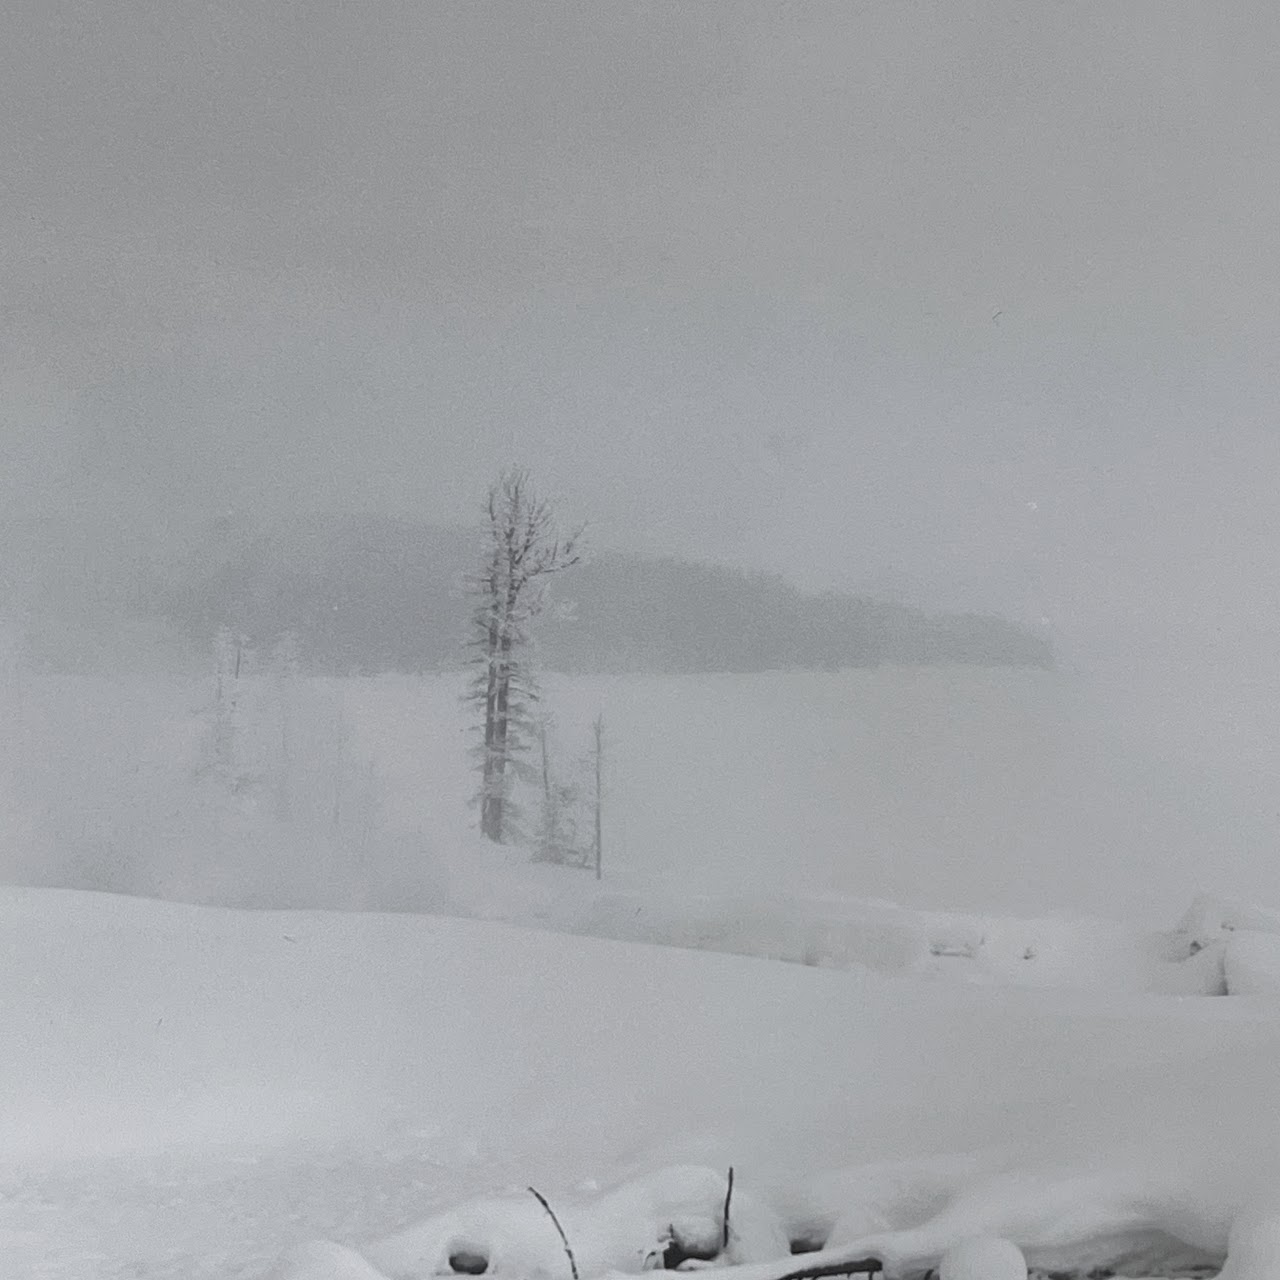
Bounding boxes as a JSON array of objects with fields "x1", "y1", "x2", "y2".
[
  {"x1": 5, "y1": 2, "x2": 1280, "y2": 906},
  {"x1": 15, "y1": 11, "x2": 1280, "y2": 1276}
]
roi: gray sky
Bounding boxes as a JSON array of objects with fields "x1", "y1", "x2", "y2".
[{"x1": 4, "y1": 1, "x2": 1280, "y2": 667}]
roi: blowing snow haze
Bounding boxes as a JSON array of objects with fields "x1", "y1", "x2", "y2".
[
  {"x1": 3, "y1": 7, "x2": 1280, "y2": 892},
  {"x1": 13, "y1": 9, "x2": 1280, "y2": 1275}
]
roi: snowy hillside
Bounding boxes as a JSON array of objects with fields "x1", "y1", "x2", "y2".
[
  {"x1": 5, "y1": 887, "x2": 1280, "y2": 1279},
  {"x1": 124, "y1": 515, "x2": 1051, "y2": 676}
]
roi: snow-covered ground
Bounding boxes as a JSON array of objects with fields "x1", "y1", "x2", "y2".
[
  {"x1": 0, "y1": 666, "x2": 1270, "y2": 996},
  {"x1": 4, "y1": 885, "x2": 1280, "y2": 1279},
  {"x1": 6, "y1": 666, "x2": 1280, "y2": 1276}
]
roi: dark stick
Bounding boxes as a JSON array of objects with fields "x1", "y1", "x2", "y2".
[
  {"x1": 771, "y1": 1260, "x2": 883, "y2": 1280},
  {"x1": 528, "y1": 1186, "x2": 580, "y2": 1280},
  {"x1": 723, "y1": 1166, "x2": 736, "y2": 1251}
]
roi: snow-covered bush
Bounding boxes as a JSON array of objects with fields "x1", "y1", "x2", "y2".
[
  {"x1": 1222, "y1": 930, "x2": 1280, "y2": 996},
  {"x1": 1176, "y1": 893, "x2": 1280, "y2": 954}
]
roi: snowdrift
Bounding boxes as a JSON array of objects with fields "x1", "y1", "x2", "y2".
[
  {"x1": 5, "y1": 887, "x2": 1280, "y2": 1279},
  {"x1": 1176, "y1": 894, "x2": 1280, "y2": 995},
  {"x1": 5, "y1": 666, "x2": 1276, "y2": 1002},
  {"x1": 359, "y1": 836, "x2": 1244, "y2": 997},
  {"x1": 545, "y1": 886, "x2": 1232, "y2": 995},
  {"x1": 8, "y1": 666, "x2": 1280, "y2": 1004}
]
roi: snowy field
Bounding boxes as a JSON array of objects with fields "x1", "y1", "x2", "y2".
[
  {"x1": 6, "y1": 666, "x2": 1280, "y2": 1276},
  {"x1": 5, "y1": 885, "x2": 1280, "y2": 1279}
]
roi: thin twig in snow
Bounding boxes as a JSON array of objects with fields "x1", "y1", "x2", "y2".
[
  {"x1": 723, "y1": 1166, "x2": 735, "y2": 1251},
  {"x1": 528, "y1": 1186, "x2": 580, "y2": 1280}
]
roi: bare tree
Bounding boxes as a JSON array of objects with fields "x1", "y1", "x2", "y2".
[{"x1": 467, "y1": 470, "x2": 581, "y2": 843}]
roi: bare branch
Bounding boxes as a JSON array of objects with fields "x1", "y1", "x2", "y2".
[{"x1": 528, "y1": 1186, "x2": 579, "y2": 1280}]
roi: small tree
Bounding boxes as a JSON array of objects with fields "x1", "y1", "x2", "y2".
[
  {"x1": 466, "y1": 469, "x2": 581, "y2": 843},
  {"x1": 533, "y1": 711, "x2": 605, "y2": 872},
  {"x1": 533, "y1": 712, "x2": 585, "y2": 865}
]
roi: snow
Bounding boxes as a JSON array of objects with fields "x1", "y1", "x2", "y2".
[
  {"x1": 4, "y1": 885, "x2": 1280, "y2": 1278},
  {"x1": 938, "y1": 1236, "x2": 1028, "y2": 1280},
  {"x1": 1221, "y1": 1198, "x2": 1280, "y2": 1280},
  {"x1": 267, "y1": 1242, "x2": 392, "y2": 1279},
  {"x1": 7, "y1": 667, "x2": 1280, "y2": 1275},
  {"x1": 5, "y1": 666, "x2": 1273, "y2": 922},
  {"x1": 0, "y1": 667, "x2": 1257, "y2": 1000},
  {"x1": 553, "y1": 888, "x2": 1227, "y2": 994},
  {"x1": 366, "y1": 1166, "x2": 789, "y2": 1279},
  {"x1": 1222, "y1": 932, "x2": 1280, "y2": 996}
]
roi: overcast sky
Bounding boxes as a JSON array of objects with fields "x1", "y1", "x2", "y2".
[{"x1": 4, "y1": 1, "x2": 1279, "y2": 674}]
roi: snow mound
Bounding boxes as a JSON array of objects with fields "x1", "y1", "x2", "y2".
[
  {"x1": 275, "y1": 1148, "x2": 1226, "y2": 1280},
  {"x1": 940, "y1": 1236, "x2": 1027, "y2": 1280},
  {"x1": 266, "y1": 1240, "x2": 391, "y2": 1279},
  {"x1": 546, "y1": 887, "x2": 1233, "y2": 996},
  {"x1": 1177, "y1": 894, "x2": 1280, "y2": 947},
  {"x1": 367, "y1": 1166, "x2": 789, "y2": 1279},
  {"x1": 1223, "y1": 931, "x2": 1280, "y2": 995},
  {"x1": 1222, "y1": 1199, "x2": 1280, "y2": 1280},
  {"x1": 792, "y1": 1154, "x2": 988, "y2": 1252}
]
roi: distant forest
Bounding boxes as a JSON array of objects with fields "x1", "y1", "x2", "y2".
[{"x1": 139, "y1": 515, "x2": 1053, "y2": 676}]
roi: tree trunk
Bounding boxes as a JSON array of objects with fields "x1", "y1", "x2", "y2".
[
  {"x1": 487, "y1": 630, "x2": 514, "y2": 842},
  {"x1": 593, "y1": 714, "x2": 603, "y2": 880},
  {"x1": 480, "y1": 598, "x2": 502, "y2": 841}
]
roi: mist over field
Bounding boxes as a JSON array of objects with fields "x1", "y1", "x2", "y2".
[{"x1": 6, "y1": 2, "x2": 1280, "y2": 1277}]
